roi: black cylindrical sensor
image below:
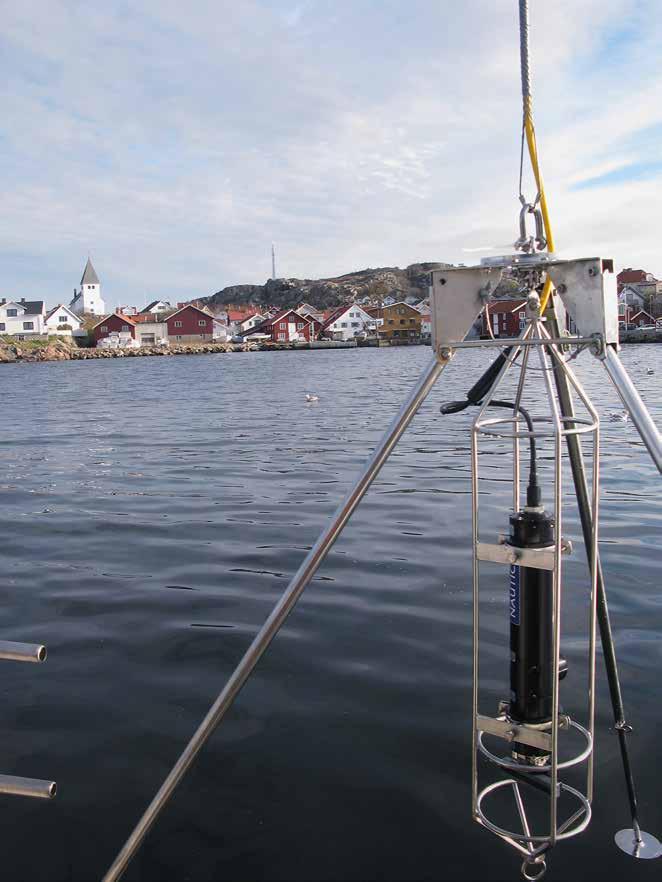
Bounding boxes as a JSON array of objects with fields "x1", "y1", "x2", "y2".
[{"x1": 508, "y1": 507, "x2": 555, "y2": 764}]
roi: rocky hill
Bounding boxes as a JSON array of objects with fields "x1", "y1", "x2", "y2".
[{"x1": 197, "y1": 263, "x2": 453, "y2": 312}]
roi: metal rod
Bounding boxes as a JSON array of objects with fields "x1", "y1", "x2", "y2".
[
  {"x1": 535, "y1": 325, "x2": 562, "y2": 844},
  {"x1": 0, "y1": 641, "x2": 47, "y2": 663},
  {"x1": 0, "y1": 774, "x2": 56, "y2": 799},
  {"x1": 448, "y1": 336, "x2": 595, "y2": 350},
  {"x1": 549, "y1": 318, "x2": 644, "y2": 837},
  {"x1": 103, "y1": 356, "x2": 447, "y2": 882},
  {"x1": 539, "y1": 323, "x2": 600, "y2": 806},
  {"x1": 601, "y1": 345, "x2": 662, "y2": 473}
]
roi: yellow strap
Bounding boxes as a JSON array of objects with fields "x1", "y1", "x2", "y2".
[{"x1": 523, "y1": 101, "x2": 555, "y2": 313}]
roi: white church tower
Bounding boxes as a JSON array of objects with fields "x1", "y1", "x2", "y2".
[{"x1": 70, "y1": 257, "x2": 105, "y2": 316}]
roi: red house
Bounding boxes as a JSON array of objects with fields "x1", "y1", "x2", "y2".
[
  {"x1": 245, "y1": 308, "x2": 320, "y2": 343},
  {"x1": 617, "y1": 268, "x2": 655, "y2": 292},
  {"x1": 92, "y1": 312, "x2": 137, "y2": 345},
  {"x1": 165, "y1": 304, "x2": 215, "y2": 343},
  {"x1": 629, "y1": 310, "x2": 655, "y2": 328},
  {"x1": 482, "y1": 299, "x2": 527, "y2": 338}
]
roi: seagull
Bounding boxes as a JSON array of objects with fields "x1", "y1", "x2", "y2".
[
  {"x1": 647, "y1": 368, "x2": 654, "y2": 375},
  {"x1": 305, "y1": 393, "x2": 319, "y2": 402},
  {"x1": 608, "y1": 411, "x2": 629, "y2": 423}
]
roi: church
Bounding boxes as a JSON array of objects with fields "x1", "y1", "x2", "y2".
[{"x1": 69, "y1": 257, "x2": 106, "y2": 316}]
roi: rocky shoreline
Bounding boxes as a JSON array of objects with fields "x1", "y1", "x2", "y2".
[{"x1": 0, "y1": 338, "x2": 364, "y2": 364}]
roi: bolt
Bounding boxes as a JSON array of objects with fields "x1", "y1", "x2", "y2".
[
  {"x1": 505, "y1": 729, "x2": 517, "y2": 742},
  {"x1": 557, "y1": 283, "x2": 567, "y2": 294},
  {"x1": 588, "y1": 267, "x2": 597, "y2": 276},
  {"x1": 440, "y1": 278, "x2": 447, "y2": 286}
]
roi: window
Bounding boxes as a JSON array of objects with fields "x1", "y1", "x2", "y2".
[
  {"x1": 398, "y1": 307, "x2": 405, "y2": 315},
  {"x1": 59, "y1": 315, "x2": 68, "y2": 322},
  {"x1": 120, "y1": 325, "x2": 129, "y2": 331},
  {"x1": 198, "y1": 320, "x2": 207, "y2": 326},
  {"x1": 174, "y1": 320, "x2": 183, "y2": 328},
  {"x1": 100, "y1": 325, "x2": 108, "y2": 332},
  {"x1": 279, "y1": 322, "x2": 286, "y2": 329},
  {"x1": 277, "y1": 332, "x2": 286, "y2": 341},
  {"x1": 387, "y1": 319, "x2": 394, "y2": 325},
  {"x1": 351, "y1": 322, "x2": 359, "y2": 327},
  {"x1": 519, "y1": 319, "x2": 526, "y2": 330},
  {"x1": 409, "y1": 319, "x2": 415, "y2": 324},
  {"x1": 0, "y1": 323, "x2": 5, "y2": 331},
  {"x1": 341, "y1": 322, "x2": 347, "y2": 328},
  {"x1": 88, "y1": 285, "x2": 93, "y2": 289},
  {"x1": 400, "y1": 319, "x2": 405, "y2": 325},
  {"x1": 393, "y1": 330, "x2": 400, "y2": 337},
  {"x1": 23, "y1": 321, "x2": 34, "y2": 330},
  {"x1": 297, "y1": 322, "x2": 304, "y2": 329},
  {"x1": 519, "y1": 311, "x2": 525, "y2": 319},
  {"x1": 7, "y1": 308, "x2": 17, "y2": 317}
]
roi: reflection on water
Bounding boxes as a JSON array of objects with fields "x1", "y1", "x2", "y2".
[{"x1": 0, "y1": 344, "x2": 660, "y2": 881}]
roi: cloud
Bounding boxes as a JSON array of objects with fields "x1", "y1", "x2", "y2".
[{"x1": 1, "y1": 0, "x2": 661, "y2": 308}]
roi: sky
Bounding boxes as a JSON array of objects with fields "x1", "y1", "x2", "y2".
[{"x1": 2, "y1": 0, "x2": 662, "y2": 310}]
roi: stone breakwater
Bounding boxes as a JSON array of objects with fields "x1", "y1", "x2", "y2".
[{"x1": 0, "y1": 339, "x2": 359, "y2": 364}]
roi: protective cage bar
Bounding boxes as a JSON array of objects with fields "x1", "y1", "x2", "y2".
[{"x1": 470, "y1": 319, "x2": 600, "y2": 868}]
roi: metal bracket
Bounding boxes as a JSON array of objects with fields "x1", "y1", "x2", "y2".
[
  {"x1": 547, "y1": 258, "x2": 618, "y2": 346},
  {"x1": 430, "y1": 266, "x2": 500, "y2": 352},
  {"x1": 430, "y1": 255, "x2": 618, "y2": 351},
  {"x1": 476, "y1": 714, "x2": 552, "y2": 752}
]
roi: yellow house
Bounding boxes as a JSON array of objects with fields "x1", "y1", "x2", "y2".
[{"x1": 378, "y1": 302, "x2": 422, "y2": 343}]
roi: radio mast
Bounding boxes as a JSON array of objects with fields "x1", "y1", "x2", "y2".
[{"x1": 271, "y1": 243, "x2": 276, "y2": 280}]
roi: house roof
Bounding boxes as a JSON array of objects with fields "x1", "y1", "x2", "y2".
[
  {"x1": 166, "y1": 303, "x2": 213, "y2": 322},
  {"x1": 91, "y1": 312, "x2": 137, "y2": 330},
  {"x1": 141, "y1": 300, "x2": 170, "y2": 313},
  {"x1": 45, "y1": 304, "x2": 80, "y2": 323},
  {"x1": 630, "y1": 310, "x2": 655, "y2": 321},
  {"x1": 18, "y1": 300, "x2": 45, "y2": 316},
  {"x1": 80, "y1": 258, "x2": 100, "y2": 286},
  {"x1": 486, "y1": 299, "x2": 527, "y2": 314},
  {"x1": 132, "y1": 313, "x2": 168, "y2": 324}
]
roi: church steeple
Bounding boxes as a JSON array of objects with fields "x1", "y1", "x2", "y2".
[
  {"x1": 80, "y1": 257, "x2": 100, "y2": 286},
  {"x1": 70, "y1": 256, "x2": 105, "y2": 316}
]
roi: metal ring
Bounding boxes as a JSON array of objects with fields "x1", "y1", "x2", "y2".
[
  {"x1": 476, "y1": 778, "x2": 591, "y2": 844},
  {"x1": 477, "y1": 719, "x2": 592, "y2": 774},
  {"x1": 521, "y1": 856, "x2": 547, "y2": 880}
]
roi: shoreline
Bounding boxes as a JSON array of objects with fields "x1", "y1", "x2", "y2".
[
  {"x1": 0, "y1": 337, "x2": 391, "y2": 364},
  {"x1": 1, "y1": 331, "x2": 658, "y2": 365}
]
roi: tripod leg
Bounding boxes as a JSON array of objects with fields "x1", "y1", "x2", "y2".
[
  {"x1": 550, "y1": 340, "x2": 649, "y2": 849},
  {"x1": 103, "y1": 355, "x2": 448, "y2": 882},
  {"x1": 601, "y1": 345, "x2": 662, "y2": 474}
]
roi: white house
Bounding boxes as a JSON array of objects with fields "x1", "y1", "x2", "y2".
[
  {"x1": 238, "y1": 313, "x2": 265, "y2": 334},
  {"x1": 140, "y1": 300, "x2": 171, "y2": 314},
  {"x1": 0, "y1": 298, "x2": 46, "y2": 336},
  {"x1": 44, "y1": 304, "x2": 84, "y2": 337},
  {"x1": 618, "y1": 286, "x2": 646, "y2": 325},
  {"x1": 415, "y1": 302, "x2": 432, "y2": 337},
  {"x1": 69, "y1": 258, "x2": 105, "y2": 316},
  {"x1": 134, "y1": 320, "x2": 169, "y2": 347},
  {"x1": 322, "y1": 304, "x2": 377, "y2": 341}
]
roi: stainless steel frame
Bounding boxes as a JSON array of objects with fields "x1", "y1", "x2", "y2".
[{"x1": 470, "y1": 318, "x2": 600, "y2": 867}]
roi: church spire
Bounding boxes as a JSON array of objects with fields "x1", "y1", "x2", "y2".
[{"x1": 81, "y1": 257, "x2": 100, "y2": 286}]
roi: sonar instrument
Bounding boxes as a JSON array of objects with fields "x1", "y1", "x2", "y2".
[{"x1": 99, "y1": 3, "x2": 662, "y2": 880}]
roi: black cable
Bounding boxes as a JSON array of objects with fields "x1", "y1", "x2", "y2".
[
  {"x1": 439, "y1": 349, "x2": 541, "y2": 508},
  {"x1": 490, "y1": 400, "x2": 540, "y2": 508}
]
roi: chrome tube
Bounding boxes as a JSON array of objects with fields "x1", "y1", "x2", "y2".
[
  {"x1": 0, "y1": 775, "x2": 56, "y2": 799},
  {"x1": 0, "y1": 641, "x2": 47, "y2": 663},
  {"x1": 601, "y1": 346, "x2": 662, "y2": 473},
  {"x1": 103, "y1": 356, "x2": 447, "y2": 882}
]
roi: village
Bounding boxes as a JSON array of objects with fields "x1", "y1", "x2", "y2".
[{"x1": 1, "y1": 259, "x2": 662, "y2": 360}]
